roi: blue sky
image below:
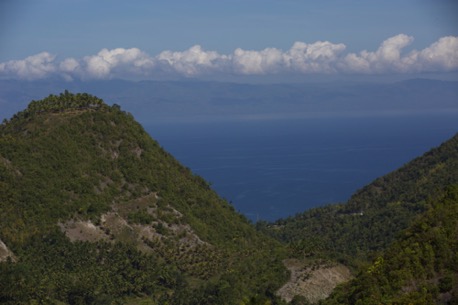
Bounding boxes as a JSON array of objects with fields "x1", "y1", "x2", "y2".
[{"x1": 1, "y1": 0, "x2": 457, "y2": 81}]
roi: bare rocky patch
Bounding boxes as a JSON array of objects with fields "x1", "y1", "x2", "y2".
[
  {"x1": 277, "y1": 258, "x2": 352, "y2": 304},
  {"x1": 0, "y1": 239, "x2": 16, "y2": 262},
  {"x1": 58, "y1": 191, "x2": 222, "y2": 279},
  {"x1": 59, "y1": 192, "x2": 207, "y2": 252},
  {"x1": 59, "y1": 219, "x2": 110, "y2": 242},
  {"x1": 0, "y1": 156, "x2": 22, "y2": 176}
]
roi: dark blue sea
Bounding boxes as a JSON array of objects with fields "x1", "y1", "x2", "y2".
[{"x1": 145, "y1": 112, "x2": 458, "y2": 222}]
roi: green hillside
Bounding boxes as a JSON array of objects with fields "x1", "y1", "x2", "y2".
[
  {"x1": 260, "y1": 132, "x2": 458, "y2": 267},
  {"x1": 0, "y1": 92, "x2": 288, "y2": 304},
  {"x1": 324, "y1": 185, "x2": 458, "y2": 305}
]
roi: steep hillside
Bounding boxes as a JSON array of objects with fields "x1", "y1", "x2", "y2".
[
  {"x1": 324, "y1": 185, "x2": 458, "y2": 304},
  {"x1": 261, "y1": 132, "x2": 458, "y2": 267},
  {"x1": 0, "y1": 92, "x2": 288, "y2": 304}
]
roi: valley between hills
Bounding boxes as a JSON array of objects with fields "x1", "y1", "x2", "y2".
[{"x1": 0, "y1": 92, "x2": 457, "y2": 304}]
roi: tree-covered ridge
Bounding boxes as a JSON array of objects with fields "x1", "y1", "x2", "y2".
[
  {"x1": 0, "y1": 92, "x2": 288, "y2": 304},
  {"x1": 323, "y1": 185, "x2": 458, "y2": 305},
  {"x1": 3, "y1": 91, "x2": 107, "y2": 124},
  {"x1": 261, "y1": 133, "x2": 458, "y2": 266},
  {"x1": 28, "y1": 90, "x2": 105, "y2": 111}
]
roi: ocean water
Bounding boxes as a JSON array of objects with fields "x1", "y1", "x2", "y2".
[{"x1": 145, "y1": 113, "x2": 458, "y2": 221}]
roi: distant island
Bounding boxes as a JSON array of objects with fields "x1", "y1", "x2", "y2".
[{"x1": 1, "y1": 78, "x2": 458, "y2": 124}]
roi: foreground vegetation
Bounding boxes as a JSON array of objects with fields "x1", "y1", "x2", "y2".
[{"x1": 324, "y1": 186, "x2": 458, "y2": 304}]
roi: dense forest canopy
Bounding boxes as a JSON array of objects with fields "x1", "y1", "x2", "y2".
[{"x1": 323, "y1": 186, "x2": 458, "y2": 305}]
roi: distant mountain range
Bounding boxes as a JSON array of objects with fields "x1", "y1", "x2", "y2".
[{"x1": 1, "y1": 78, "x2": 457, "y2": 123}]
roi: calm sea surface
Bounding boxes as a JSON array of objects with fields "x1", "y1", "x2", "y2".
[{"x1": 145, "y1": 113, "x2": 458, "y2": 221}]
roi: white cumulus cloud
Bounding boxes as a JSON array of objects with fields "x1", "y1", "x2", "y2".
[
  {"x1": 0, "y1": 52, "x2": 56, "y2": 80},
  {"x1": 285, "y1": 41, "x2": 346, "y2": 73},
  {"x1": 156, "y1": 45, "x2": 228, "y2": 76},
  {"x1": 413, "y1": 36, "x2": 458, "y2": 72},
  {"x1": 339, "y1": 34, "x2": 458, "y2": 74},
  {"x1": 232, "y1": 47, "x2": 284, "y2": 74},
  {"x1": 0, "y1": 34, "x2": 457, "y2": 81},
  {"x1": 340, "y1": 34, "x2": 415, "y2": 73},
  {"x1": 82, "y1": 48, "x2": 154, "y2": 79}
]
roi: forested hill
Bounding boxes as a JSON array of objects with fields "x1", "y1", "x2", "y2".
[
  {"x1": 261, "y1": 132, "x2": 458, "y2": 266},
  {"x1": 0, "y1": 92, "x2": 288, "y2": 304},
  {"x1": 324, "y1": 185, "x2": 458, "y2": 304}
]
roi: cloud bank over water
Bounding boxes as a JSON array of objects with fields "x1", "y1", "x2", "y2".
[{"x1": 1, "y1": 34, "x2": 457, "y2": 80}]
